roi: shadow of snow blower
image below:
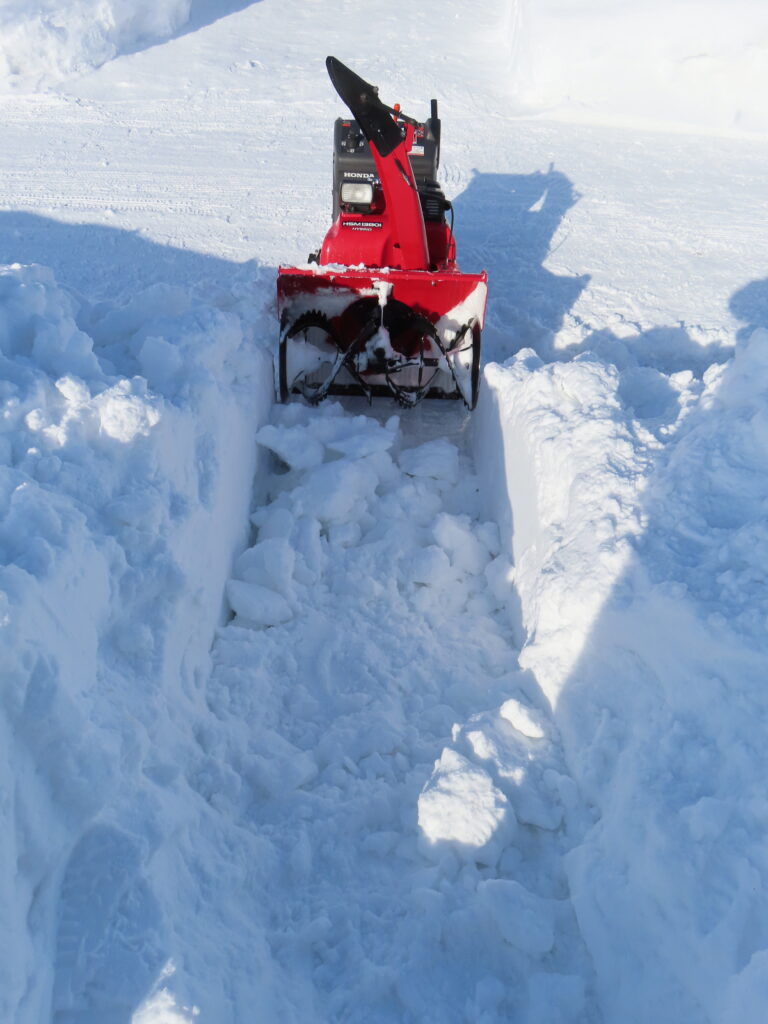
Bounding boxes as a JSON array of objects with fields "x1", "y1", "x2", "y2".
[{"x1": 276, "y1": 57, "x2": 488, "y2": 410}]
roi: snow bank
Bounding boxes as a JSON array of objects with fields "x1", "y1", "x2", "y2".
[
  {"x1": 506, "y1": 0, "x2": 768, "y2": 136},
  {"x1": 474, "y1": 349, "x2": 654, "y2": 694},
  {"x1": 0, "y1": 263, "x2": 271, "y2": 1021},
  {"x1": 0, "y1": 0, "x2": 191, "y2": 89},
  {"x1": 475, "y1": 329, "x2": 768, "y2": 1021}
]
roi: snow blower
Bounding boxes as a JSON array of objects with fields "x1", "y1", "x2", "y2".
[{"x1": 276, "y1": 57, "x2": 487, "y2": 409}]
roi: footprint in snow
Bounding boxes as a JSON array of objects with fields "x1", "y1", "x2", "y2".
[{"x1": 52, "y1": 825, "x2": 166, "y2": 1023}]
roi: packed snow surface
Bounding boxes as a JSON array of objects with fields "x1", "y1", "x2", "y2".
[{"x1": 1, "y1": 0, "x2": 768, "y2": 1022}]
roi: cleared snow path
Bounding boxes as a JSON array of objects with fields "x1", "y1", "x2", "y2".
[
  {"x1": 3, "y1": 0, "x2": 768, "y2": 1018},
  {"x1": 204, "y1": 398, "x2": 599, "y2": 1022}
]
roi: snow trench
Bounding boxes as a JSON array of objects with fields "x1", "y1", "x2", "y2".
[{"x1": 189, "y1": 397, "x2": 601, "y2": 1022}]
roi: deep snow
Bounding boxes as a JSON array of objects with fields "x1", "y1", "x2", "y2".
[{"x1": 1, "y1": 1, "x2": 768, "y2": 1022}]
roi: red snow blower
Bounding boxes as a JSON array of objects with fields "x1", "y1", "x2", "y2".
[{"x1": 276, "y1": 57, "x2": 488, "y2": 409}]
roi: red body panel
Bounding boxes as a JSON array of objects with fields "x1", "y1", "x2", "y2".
[{"x1": 277, "y1": 266, "x2": 487, "y2": 338}]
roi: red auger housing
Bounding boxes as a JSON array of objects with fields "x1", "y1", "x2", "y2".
[{"x1": 276, "y1": 57, "x2": 488, "y2": 409}]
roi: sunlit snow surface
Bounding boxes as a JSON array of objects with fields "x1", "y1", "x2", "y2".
[
  {"x1": 0, "y1": 0, "x2": 191, "y2": 90},
  {"x1": 1, "y1": 0, "x2": 768, "y2": 1022}
]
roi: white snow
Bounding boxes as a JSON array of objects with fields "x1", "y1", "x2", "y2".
[
  {"x1": 1, "y1": 0, "x2": 768, "y2": 1021},
  {"x1": 0, "y1": 0, "x2": 191, "y2": 90},
  {"x1": 506, "y1": 0, "x2": 768, "y2": 137},
  {"x1": 418, "y1": 748, "x2": 512, "y2": 856}
]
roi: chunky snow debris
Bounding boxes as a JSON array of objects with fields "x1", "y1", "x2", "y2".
[{"x1": 204, "y1": 401, "x2": 598, "y2": 1021}]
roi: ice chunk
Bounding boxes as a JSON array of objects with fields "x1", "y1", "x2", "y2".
[
  {"x1": 476, "y1": 520, "x2": 501, "y2": 558},
  {"x1": 133, "y1": 989, "x2": 193, "y2": 1024},
  {"x1": 484, "y1": 554, "x2": 514, "y2": 604},
  {"x1": 467, "y1": 976, "x2": 506, "y2": 1017},
  {"x1": 291, "y1": 515, "x2": 325, "y2": 577}
]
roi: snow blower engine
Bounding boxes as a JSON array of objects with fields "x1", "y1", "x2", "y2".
[{"x1": 276, "y1": 57, "x2": 488, "y2": 409}]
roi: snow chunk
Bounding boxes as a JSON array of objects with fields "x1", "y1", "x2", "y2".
[
  {"x1": 226, "y1": 579, "x2": 293, "y2": 628},
  {"x1": 399, "y1": 439, "x2": 459, "y2": 483},
  {"x1": 234, "y1": 539, "x2": 296, "y2": 600},
  {"x1": 324, "y1": 415, "x2": 398, "y2": 459},
  {"x1": 55, "y1": 375, "x2": 90, "y2": 406},
  {"x1": 255, "y1": 423, "x2": 325, "y2": 471},
  {"x1": 500, "y1": 698, "x2": 547, "y2": 740},
  {"x1": 295, "y1": 457, "x2": 381, "y2": 525},
  {"x1": 409, "y1": 545, "x2": 455, "y2": 588},
  {"x1": 0, "y1": 264, "x2": 100, "y2": 378},
  {"x1": 254, "y1": 506, "x2": 294, "y2": 542},
  {"x1": 477, "y1": 878, "x2": 555, "y2": 955},
  {"x1": 258, "y1": 408, "x2": 397, "y2": 470},
  {"x1": 433, "y1": 512, "x2": 492, "y2": 575},
  {"x1": 418, "y1": 748, "x2": 510, "y2": 858},
  {"x1": 133, "y1": 985, "x2": 199, "y2": 1023},
  {"x1": 96, "y1": 380, "x2": 160, "y2": 442}
]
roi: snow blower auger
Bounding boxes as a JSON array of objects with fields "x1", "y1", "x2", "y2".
[{"x1": 276, "y1": 56, "x2": 488, "y2": 410}]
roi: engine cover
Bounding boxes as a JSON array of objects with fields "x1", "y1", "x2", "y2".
[{"x1": 332, "y1": 116, "x2": 440, "y2": 220}]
